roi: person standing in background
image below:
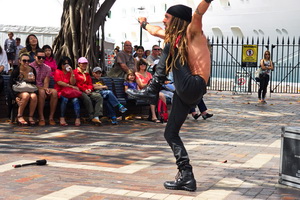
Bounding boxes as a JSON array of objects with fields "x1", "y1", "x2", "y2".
[
  {"x1": 0, "y1": 45, "x2": 9, "y2": 93},
  {"x1": 4, "y1": 32, "x2": 16, "y2": 70},
  {"x1": 13, "y1": 37, "x2": 24, "y2": 70},
  {"x1": 258, "y1": 50, "x2": 274, "y2": 104}
]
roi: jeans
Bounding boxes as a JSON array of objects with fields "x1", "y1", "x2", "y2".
[
  {"x1": 189, "y1": 99, "x2": 207, "y2": 113},
  {"x1": 100, "y1": 90, "x2": 120, "y2": 118},
  {"x1": 159, "y1": 44, "x2": 207, "y2": 170},
  {"x1": 80, "y1": 92, "x2": 103, "y2": 119},
  {"x1": 60, "y1": 96, "x2": 80, "y2": 118},
  {"x1": 258, "y1": 74, "x2": 269, "y2": 100}
]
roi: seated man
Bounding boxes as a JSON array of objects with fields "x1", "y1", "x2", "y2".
[
  {"x1": 92, "y1": 67, "x2": 127, "y2": 125},
  {"x1": 30, "y1": 49, "x2": 58, "y2": 126}
]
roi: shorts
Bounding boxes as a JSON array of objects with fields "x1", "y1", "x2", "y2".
[{"x1": 7, "y1": 52, "x2": 15, "y2": 61}]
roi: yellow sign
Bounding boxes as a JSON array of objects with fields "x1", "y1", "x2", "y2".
[{"x1": 242, "y1": 45, "x2": 258, "y2": 63}]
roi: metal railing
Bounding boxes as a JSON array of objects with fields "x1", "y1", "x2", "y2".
[{"x1": 208, "y1": 36, "x2": 300, "y2": 94}]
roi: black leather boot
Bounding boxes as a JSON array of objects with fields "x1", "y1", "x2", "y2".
[
  {"x1": 126, "y1": 77, "x2": 162, "y2": 103},
  {"x1": 164, "y1": 166, "x2": 197, "y2": 191}
]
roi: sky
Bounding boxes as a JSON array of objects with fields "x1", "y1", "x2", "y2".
[{"x1": 0, "y1": 0, "x2": 63, "y2": 27}]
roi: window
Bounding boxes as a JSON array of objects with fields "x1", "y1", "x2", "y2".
[
  {"x1": 220, "y1": 0, "x2": 231, "y2": 7},
  {"x1": 231, "y1": 26, "x2": 244, "y2": 38}
]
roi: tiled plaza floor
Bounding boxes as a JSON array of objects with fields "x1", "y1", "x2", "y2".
[{"x1": 1, "y1": 91, "x2": 300, "y2": 200}]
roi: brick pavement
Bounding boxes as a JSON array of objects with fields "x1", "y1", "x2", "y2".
[{"x1": 0, "y1": 91, "x2": 300, "y2": 200}]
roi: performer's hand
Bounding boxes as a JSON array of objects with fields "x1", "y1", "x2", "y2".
[{"x1": 138, "y1": 17, "x2": 147, "y2": 25}]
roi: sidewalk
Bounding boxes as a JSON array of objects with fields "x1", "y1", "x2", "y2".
[{"x1": 0, "y1": 91, "x2": 300, "y2": 200}]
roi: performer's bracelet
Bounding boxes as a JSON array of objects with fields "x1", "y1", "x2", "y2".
[
  {"x1": 205, "y1": 0, "x2": 213, "y2": 3},
  {"x1": 141, "y1": 21, "x2": 149, "y2": 30}
]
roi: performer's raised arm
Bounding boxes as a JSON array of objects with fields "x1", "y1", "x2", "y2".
[
  {"x1": 189, "y1": 0, "x2": 212, "y2": 36},
  {"x1": 138, "y1": 17, "x2": 165, "y2": 39}
]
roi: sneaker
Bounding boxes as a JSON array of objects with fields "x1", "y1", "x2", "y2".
[
  {"x1": 111, "y1": 117, "x2": 118, "y2": 125},
  {"x1": 119, "y1": 105, "x2": 128, "y2": 113},
  {"x1": 202, "y1": 113, "x2": 213, "y2": 120}
]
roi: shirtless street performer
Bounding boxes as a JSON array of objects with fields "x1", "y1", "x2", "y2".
[{"x1": 126, "y1": 0, "x2": 213, "y2": 191}]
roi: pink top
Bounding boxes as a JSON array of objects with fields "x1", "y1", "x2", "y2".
[
  {"x1": 44, "y1": 57, "x2": 58, "y2": 77},
  {"x1": 135, "y1": 71, "x2": 152, "y2": 89}
]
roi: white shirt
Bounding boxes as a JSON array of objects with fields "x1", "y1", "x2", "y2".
[{"x1": 0, "y1": 52, "x2": 9, "y2": 73}]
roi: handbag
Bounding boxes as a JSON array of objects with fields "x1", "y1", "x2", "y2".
[
  {"x1": 254, "y1": 66, "x2": 262, "y2": 82},
  {"x1": 12, "y1": 81, "x2": 38, "y2": 93},
  {"x1": 60, "y1": 87, "x2": 82, "y2": 98}
]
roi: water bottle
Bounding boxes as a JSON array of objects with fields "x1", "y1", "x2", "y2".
[{"x1": 28, "y1": 72, "x2": 34, "y2": 79}]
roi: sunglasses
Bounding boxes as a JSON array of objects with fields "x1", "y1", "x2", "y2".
[
  {"x1": 37, "y1": 56, "x2": 46, "y2": 60},
  {"x1": 22, "y1": 59, "x2": 30, "y2": 63},
  {"x1": 153, "y1": 49, "x2": 160, "y2": 51}
]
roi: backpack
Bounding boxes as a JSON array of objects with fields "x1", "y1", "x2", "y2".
[{"x1": 157, "y1": 99, "x2": 168, "y2": 123}]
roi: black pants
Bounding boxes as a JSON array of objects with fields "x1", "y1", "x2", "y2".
[
  {"x1": 0, "y1": 75, "x2": 3, "y2": 94},
  {"x1": 158, "y1": 44, "x2": 207, "y2": 170},
  {"x1": 258, "y1": 74, "x2": 269, "y2": 100}
]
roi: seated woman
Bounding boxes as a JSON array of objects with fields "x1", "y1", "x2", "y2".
[
  {"x1": 135, "y1": 58, "x2": 167, "y2": 123},
  {"x1": 9, "y1": 53, "x2": 38, "y2": 125},
  {"x1": 54, "y1": 56, "x2": 81, "y2": 126},
  {"x1": 73, "y1": 57, "x2": 103, "y2": 125}
]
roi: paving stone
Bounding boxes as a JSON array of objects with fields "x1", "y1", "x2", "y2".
[{"x1": 1, "y1": 91, "x2": 300, "y2": 199}]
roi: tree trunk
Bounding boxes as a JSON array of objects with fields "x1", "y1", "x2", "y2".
[{"x1": 53, "y1": 0, "x2": 116, "y2": 72}]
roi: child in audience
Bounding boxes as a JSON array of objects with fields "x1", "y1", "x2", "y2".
[
  {"x1": 92, "y1": 67, "x2": 127, "y2": 125},
  {"x1": 124, "y1": 71, "x2": 138, "y2": 120},
  {"x1": 124, "y1": 70, "x2": 138, "y2": 91}
]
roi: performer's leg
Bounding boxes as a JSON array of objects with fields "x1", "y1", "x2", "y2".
[
  {"x1": 163, "y1": 93, "x2": 196, "y2": 191},
  {"x1": 172, "y1": 59, "x2": 206, "y2": 106}
]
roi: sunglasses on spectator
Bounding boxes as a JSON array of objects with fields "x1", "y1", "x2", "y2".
[
  {"x1": 22, "y1": 59, "x2": 30, "y2": 63},
  {"x1": 37, "y1": 56, "x2": 46, "y2": 60},
  {"x1": 153, "y1": 48, "x2": 160, "y2": 51}
]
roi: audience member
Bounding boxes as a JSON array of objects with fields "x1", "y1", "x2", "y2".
[
  {"x1": 42, "y1": 45, "x2": 58, "y2": 77},
  {"x1": 189, "y1": 99, "x2": 213, "y2": 120},
  {"x1": 4, "y1": 32, "x2": 16, "y2": 69},
  {"x1": 135, "y1": 58, "x2": 166, "y2": 123},
  {"x1": 132, "y1": 45, "x2": 139, "y2": 58},
  {"x1": 9, "y1": 53, "x2": 38, "y2": 125},
  {"x1": 124, "y1": 70, "x2": 138, "y2": 92},
  {"x1": 54, "y1": 56, "x2": 81, "y2": 126},
  {"x1": 19, "y1": 34, "x2": 40, "y2": 62},
  {"x1": 134, "y1": 46, "x2": 145, "y2": 61},
  {"x1": 30, "y1": 49, "x2": 58, "y2": 126},
  {"x1": 146, "y1": 45, "x2": 161, "y2": 66},
  {"x1": 13, "y1": 37, "x2": 24, "y2": 69},
  {"x1": 144, "y1": 50, "x2": 151, "y2": 58},
  {"x1": 0, "y1": 45, "x2": 9, "y2": 93},
  {"x1": 74, "y1": 57, "x2": 103, "y2": 125},
  {"x1": 108, "y1": 41, "x2": 135, "y2": 78},
  {"x1": 146, "y1": 45, "x2": 161, "y2": 74},
  {"x1": 92, "y1": 67, "x2": 127, "y2": 125}
]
